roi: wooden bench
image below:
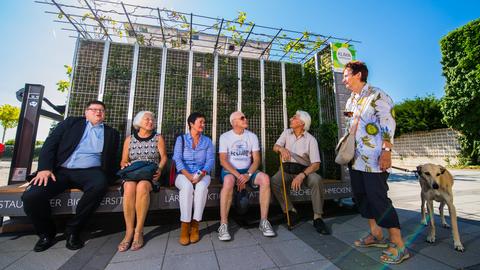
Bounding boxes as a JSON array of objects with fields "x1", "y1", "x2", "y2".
[{"x1": 0, "y1": 179, "x2": 352, "y2": 227}]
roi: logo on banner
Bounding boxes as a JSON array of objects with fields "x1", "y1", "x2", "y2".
[{"x1": 331, "y1": 42, "x2": 356, "y2": 72}]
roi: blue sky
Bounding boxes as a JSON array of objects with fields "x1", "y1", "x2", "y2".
[{"x1": 0, "y1": 0, "x2": 479, "y2": 141}]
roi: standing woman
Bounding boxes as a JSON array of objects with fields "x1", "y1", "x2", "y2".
[
  {"x1": 173, "y1": 112, "x2": 214, "y2": 246},
  {"x1": 117, "y1": 111, "x2": 167, "y2": 252},
  {"x1": 342, "y1": 61, "x2": 409, "y2": 264}
]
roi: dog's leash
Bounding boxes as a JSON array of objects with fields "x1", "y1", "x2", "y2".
[{"x1": 391, "y1": 166, "x2": 419, "y2": 176}]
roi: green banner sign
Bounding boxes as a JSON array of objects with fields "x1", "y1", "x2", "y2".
[{"x1": 331, "y1": 42, "x2": 356, "y2": 72}]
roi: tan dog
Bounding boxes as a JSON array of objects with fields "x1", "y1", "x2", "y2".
[{"x1": 417, "y1": 164, "x2": 464, "y2": 252}]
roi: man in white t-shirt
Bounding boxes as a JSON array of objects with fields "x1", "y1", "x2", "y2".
[{"x1": 217, "y1": 111, "x2": 276, "y2": 241}]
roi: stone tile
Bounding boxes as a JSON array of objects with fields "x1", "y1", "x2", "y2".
[
  {"x1": 3, "y1": 247, "x2": 77, "y2": 270},
  {"x1": 415, "y1": 238, "x2": 480, "y2": 269},
  {"x1": 0, "y1": 250, "x2": 29, "y2": 269},
  {"x1": 165, "y1": 228, "x2": 213, "y2": 256},
  {"x1": 162, "y1": 251, "x2": 218, "y2": 270},
  {"x1": 363, "y1": 248, "x2": 454, "y2": 270},
  {"x1": 216, "y1": 244, "x2": 276, "y2": 270},
  {"x1": 0, "y1": 233, "x2": 58, "y2": 252},
  {"x1": 110, "y1": 234, "x2": 168, "y2": 263},
  {"x1": 105, "y1": 258, "x2": 163, "y2": 270},
  {"x1": 248, "y1": 224, "x2": 298, "y2": 244},
  {"x1": 211, "y1": 226, "x2": 258, "y2": 250},
  {"x1": 279, "y1": 260, "x2": 339, "y2": 270},
  {"x1": 262, "y1": 239, "x2": 325, "y2": 267}
]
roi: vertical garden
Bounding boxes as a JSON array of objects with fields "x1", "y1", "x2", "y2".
[{"x1": 67, "y1": 40, "x2": 340, "y2": 180}]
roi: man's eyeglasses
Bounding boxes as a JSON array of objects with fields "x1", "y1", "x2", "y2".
[
  {"x1": 238, "y1": 116, "x2": 246, "y2": 121},
  {"x1": 87, "y1": 108, "x2": 105, "y2": 113}
]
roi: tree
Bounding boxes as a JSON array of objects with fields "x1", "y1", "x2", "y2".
[
  {"x1": 394, "y1": 95, "x2": 446, "y2": 137},
  {"x1": 440, "y1": 18, "x2": 480, "y2": 164},
  {"x1": 0, "y1": 104, "x2": 21, "y2": 143}
]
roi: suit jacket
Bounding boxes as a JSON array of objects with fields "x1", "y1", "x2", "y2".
[{"x1": 38, "y1": 117, "x2": 120, "y2": 183}]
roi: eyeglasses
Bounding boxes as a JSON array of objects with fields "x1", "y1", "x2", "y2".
[
  {"x1": 87, "y1": 108, "x2": 105, "y2": 113},
  {"x1": 237, "y1": 116, "x2": 246, "y2": 121}
]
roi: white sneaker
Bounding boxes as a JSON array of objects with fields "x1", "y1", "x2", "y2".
[
  {"x1": 259, "y1": 219, "x2": 276, "y2": 237},
  {"x1": 218, "y1": 223, "x2": 231, "y2": 241}
]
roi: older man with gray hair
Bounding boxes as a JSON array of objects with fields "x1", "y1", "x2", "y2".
[
  {"x1": 271, "y1": 110, "x2": 329, "y2": 234},
  {"x1": 217, "y1": 111, "x2": 275, "y2": 241}
]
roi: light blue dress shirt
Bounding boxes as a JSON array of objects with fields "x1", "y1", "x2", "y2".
[
  {"x1": 173, "y1": 133, "x2": 214, "y2": 174},
  {"x1": 62, "y1": 121, "x2": 104, "y2": 169}
]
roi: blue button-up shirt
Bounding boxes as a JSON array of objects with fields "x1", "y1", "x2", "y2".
[
  {"x1": 62, "y1": 121, "x2": 104, "y2": 169},
  {"x1": 173, "y1": 133, "x2": 214, "y2": 174}
]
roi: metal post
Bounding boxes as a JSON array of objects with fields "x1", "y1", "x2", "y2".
[
  {"x1": 260, "y1": 59, "x2": 266, "y2": 171},
  {"x1": 212, "y1": 53, "x2": 219, "y2": 176},
  {"x1": 314, "y1": 53, "x2": 323, "y2": 124},
  {"x1": 157, "y1": 47, "x2": 168, "y2": 133},
  {"x1": 281, "y1": 62, "x2": 288, "y2": 129},
  {"x1": 65, "y1": 35, "x2": 81, "y2": 117},
  {"x1": 237, "y1": 56, "x2": 242, "y2": 111},
  {"x1": 185, "y1": 50, "x2": 194, "y2": 132},
  {"x1": 8, "y1": 84, "x2": 45, "y2": 183},
  {"x1": 126, "y1": 43, "x2": 140, "y2": 136},
  {"x1": 98, "y1": 40, "x2": 110, "y2": 101}
]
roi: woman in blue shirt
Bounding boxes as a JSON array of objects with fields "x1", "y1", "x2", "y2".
[{"x1": 173, "y1": 112, "x2": 214, "y2": 246}]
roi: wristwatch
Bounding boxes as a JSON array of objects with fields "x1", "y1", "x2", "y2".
[
  {"x1": 247, "y1": 172, "x2": 253, "y2": 178},
  {"x1": 382, "y1": 147, "x2": 392, "y2": 152}
]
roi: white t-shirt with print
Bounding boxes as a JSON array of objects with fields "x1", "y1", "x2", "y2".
[{"x1": 219, "y1": 129, "x2": 260, "y2": 170}]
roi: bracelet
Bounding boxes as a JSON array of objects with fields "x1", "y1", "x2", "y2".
[
  {"x1": 301, "y1": 172, "x2": 308, "y2": 178},
  {"x1": 382, "y1": 147, "x2": 392, "y2": 152}
]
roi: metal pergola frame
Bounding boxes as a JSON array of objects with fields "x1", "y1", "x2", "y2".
[{"x1": 38, "y1": 0, "x2": 360, "y2": 63}]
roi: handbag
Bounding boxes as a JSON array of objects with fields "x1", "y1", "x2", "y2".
[
  {"x1": 282, "y1": 162, "x2": 308, "y2": 175},
  {"x1": 117, "y1": 161, "x2": 158, "y2": 181},
  {"x1": 335, "y1": 89, "x2": 371, "y2": 165}
]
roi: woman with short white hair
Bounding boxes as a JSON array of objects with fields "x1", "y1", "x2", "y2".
[{"x1": 117, "y1": 111, "x2": 167, "y2": 252}]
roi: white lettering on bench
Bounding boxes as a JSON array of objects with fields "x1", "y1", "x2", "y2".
[
  {"x1": 68, "y1": 198, "x2": 80, "y2": 207},
  {"x1": 325, "y1": 187, "x2": 351, "y2": 194},
  {"x1": 49, "y1": 199, "x2": 61, "y2": 207},
  {"x1": 100, "y1": 196, "x2": 123, "y2": 206},
  {"x1": 0, "y1": 200, "x2": 23, "y2": 209},
  {"x1": 207, "y1": 192, "x2": 219, "y2": 201},
  {"x1": 165, "y1": 194, "x2": 179, "y2": 203},
  {"x1": 290, "y1": 189, "x2": 311, "y2": 196}
]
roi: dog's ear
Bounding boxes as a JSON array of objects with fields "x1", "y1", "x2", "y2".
[
  {"x1": 416, "y1": 165, "x2": 422, "y2": 173},
  {"x1": 439, "y1": 166, "x2": 446, "y2": 174}
]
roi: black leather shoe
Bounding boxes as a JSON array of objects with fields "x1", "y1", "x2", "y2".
[
  {"x1": 34, "y1": 236, "x2": 56, "y2": 252},
  {"x1": 65, "y1": 233, "x2": 84, "y2": 250},
  {"x1": 313, "y1": 218, "x2": 331, "y2": 235}
]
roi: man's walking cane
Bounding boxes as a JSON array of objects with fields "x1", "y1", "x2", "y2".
[{"x1": 279, "y1": 155, "x2": 292, "y2": 230}]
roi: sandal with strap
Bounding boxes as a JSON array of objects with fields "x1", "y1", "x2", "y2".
[
  {"x1": 130, "y1": 233, "x2": 144, "y2": 251},
  {"x1": 381, "y1": 243, "x2": 411, "y2": 264},
  {"x1": 354, "y1": 233, "x2": 388, "y2": 248},
  {"x1": 117, "y1": 240, "x2": 131, "y2": 252}
]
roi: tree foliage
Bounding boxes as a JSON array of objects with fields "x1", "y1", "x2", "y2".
[
  {"x1": 440, "y1": 19, "x2": 480, "y2": 164},
  {"x1": 0, "y1": 104, "x2": 20, "y2": 143},
  {"x1": 394, "y1": 95, "x2": 446, "y2": 137}
]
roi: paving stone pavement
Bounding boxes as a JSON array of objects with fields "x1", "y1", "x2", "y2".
[{"x1": 1, "y1": 169, "x2": 480, "y2": 269}]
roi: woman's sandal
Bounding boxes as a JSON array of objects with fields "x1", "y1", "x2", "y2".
[
  {"x1": 117, "y1": 240, "x2": 132, "y2": 252},
  {"x1": 130, "y1": 233, "x2": 144, "y2": 251},
  {"x1": 354, "y1": 233, "x2": 388, "y2": 248},
  {"x1": 381, "y1": 243, "x2": 411, "y2": 264}
]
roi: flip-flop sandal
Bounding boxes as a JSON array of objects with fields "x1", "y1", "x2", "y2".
[
  {"x1": 117, "y1": 240, "x2": 131, "y2": 252},
  {"x1": 130, "y1": 234, "x2": 144, "y2": 251},
  {"x1": 381, "y1": 243, "x2": 411, "y2": 264},
  {"x1": 354, "y1": 233, "x2": 388, "y2": 248}
]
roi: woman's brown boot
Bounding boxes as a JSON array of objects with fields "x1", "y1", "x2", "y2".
[
  {"x1": 190, "y1": 220, "x2": 200, "y2": 243},
  {"x1": 179, "y1": 222, "x2": 190, "y2": 246}
]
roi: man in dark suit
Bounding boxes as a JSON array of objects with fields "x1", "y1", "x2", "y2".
[{"x1": 22, "y1": 100, "x2": 120, "y2": 252}]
